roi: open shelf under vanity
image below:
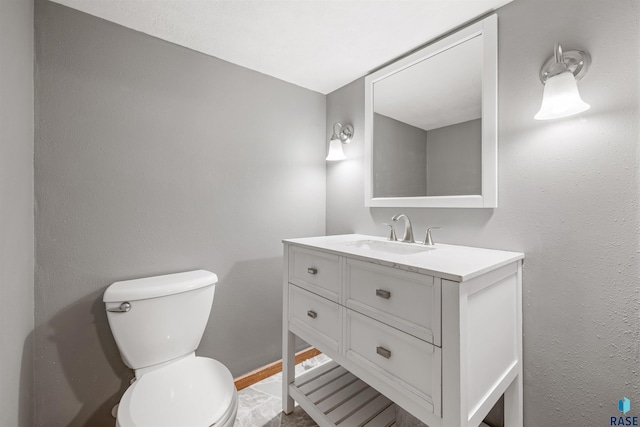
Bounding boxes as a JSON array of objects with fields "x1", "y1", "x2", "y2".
[
  {"x1": 291, "y1": 359, "x2": 492, "y2": 427},
  {"x1": 290, "y1": 360, "x2": 396, "y2": 426}
]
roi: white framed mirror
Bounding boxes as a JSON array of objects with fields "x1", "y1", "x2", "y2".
[{"x1": 364, "y1": 15, "x2": 497, "y2": 208}]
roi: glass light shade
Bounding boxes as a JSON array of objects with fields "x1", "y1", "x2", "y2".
[
  {"x1": 326, "y1": 138, "x2": 346, "y2": 161},
  {"x1": 534, "y1": 71, "x2": 590, "y2": 120}
]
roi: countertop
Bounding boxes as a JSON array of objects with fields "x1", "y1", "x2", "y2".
[{"x1": 283, "y1": 234, "x2": 524, "y2": 282}]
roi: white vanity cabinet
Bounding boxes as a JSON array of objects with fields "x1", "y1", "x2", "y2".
[{"x1": 282, "y1": 234, "x2": 524, "y2": 427}]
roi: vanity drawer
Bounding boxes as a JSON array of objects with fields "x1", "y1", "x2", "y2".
[
  {"x1": 345, "y1": 259, "x2": 441, "y2": 346},
  {"x1": 289, "y1": 246, "x2": 341, "y2": 302},
  {"x1": 346, "y1": 310, "x2": 441, "y2": 414},
  {"x1": 288, "y1": 284, "x2": 342, "y2": 353}
]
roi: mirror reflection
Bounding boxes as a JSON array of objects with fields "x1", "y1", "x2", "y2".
[{"x1": 372, "y1": 35, "x2": 483, "y2": 198}]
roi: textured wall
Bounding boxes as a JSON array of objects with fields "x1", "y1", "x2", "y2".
[
  {"x1": 34, "y1": 2, "x2": 325, "y2": 426},
  {"x1": 0, "y1": 0, "x2": 35, "y2": 426},
  {"x1": 327, "y1": 1, "x2": 640, "y2": 426}
]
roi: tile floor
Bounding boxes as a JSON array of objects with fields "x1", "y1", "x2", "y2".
[{"x1": 234, "y1": 353, "x2": 331, "y2": 427}]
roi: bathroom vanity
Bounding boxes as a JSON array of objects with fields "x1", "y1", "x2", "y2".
[{"x1": 282, "y1": 234, "x2": 524, "y2": 427}]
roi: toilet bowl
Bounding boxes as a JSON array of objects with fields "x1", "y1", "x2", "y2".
[
  {"x1": 104, "y1": 270, "x2": 237, "y2": 427},
  {"x1": 116, "y1": 354, "x2": 237, "y2": 427}
]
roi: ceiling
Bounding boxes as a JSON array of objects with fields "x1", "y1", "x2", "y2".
[
  {"x1": 48, "y1": 0, "x2": 512, "y2": 95},
  {"x1": 375, "y1": 34, "x2": 482, "y2": 131}
]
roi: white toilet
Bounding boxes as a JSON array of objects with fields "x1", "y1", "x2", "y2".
[{"x1": 103, "y1": 270, "x2": 238, "y2": 427}]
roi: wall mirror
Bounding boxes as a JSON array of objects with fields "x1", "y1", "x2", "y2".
[{"x1": 364, "y1": 15, "x2": 497, "y2": 208}]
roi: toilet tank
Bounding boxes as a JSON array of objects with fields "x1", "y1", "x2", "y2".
[{"x1": 103, "y1": 270, "x2": 218, "y2": 370}]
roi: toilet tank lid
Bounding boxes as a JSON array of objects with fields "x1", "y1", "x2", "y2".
[{"x1": 103, "y1": 270, "x2": 218, "y2": 302}]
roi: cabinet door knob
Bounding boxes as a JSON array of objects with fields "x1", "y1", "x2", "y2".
[
  {"x1": 307, "y1": 310, "x2": 317, "y2": 319},
  {"x1": 307, "y1": 267, "x2": 318, "y2": 275},
  {"x1": 376, "y1": 346, "x2": 391, "y2": 359},
  {"x1": 376, "y1": 289, "x2": 391, "y2": 299}
]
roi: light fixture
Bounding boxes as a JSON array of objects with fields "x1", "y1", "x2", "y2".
[
  {"x1": 534, "y1": 43, "x2": 591, "y2": 120},
  {"x1": 326, "y1": 122, "x2": 354, "y2": 161}
]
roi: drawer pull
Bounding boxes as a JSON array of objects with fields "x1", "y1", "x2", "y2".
[
  {"x1": 307, "y1": 267, "x2": 318, "y2": 275},
  {"x1": 307, "y1": 310, "x2": 317, "y2": 319},
  {"x1": 376, "y1": 289, "x2": 391, "y2": 299},
  {"x1": 376, "y1": 346, "x2": 391, "y2": 359}
]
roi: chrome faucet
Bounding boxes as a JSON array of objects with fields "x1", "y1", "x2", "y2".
[{"x1": 392, "y1": 214, "x2": 414, "y2": 243}]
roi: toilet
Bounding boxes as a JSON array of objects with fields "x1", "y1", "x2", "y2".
[{"x1": 103, "y1": 270, "x2": 238, "y2": 427}]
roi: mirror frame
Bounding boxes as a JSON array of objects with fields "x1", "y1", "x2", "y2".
[{"x1": 364, "y1": 14, "x2": 498, "y2": 208}]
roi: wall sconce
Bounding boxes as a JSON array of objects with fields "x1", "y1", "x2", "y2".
[
  {"x1": 326, "y1": 122, "x2": 354, "y2": 161},
  {"x1": 534, "y1": 43, "x2": 591, "y2": 120}
]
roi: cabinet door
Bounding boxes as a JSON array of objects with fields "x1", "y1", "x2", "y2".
[
  {"x1": 289, "y1": 284, "x2": 342, "y2": 353},
  {"x1": 289, "y1": 246, "x2": 341, "y2": 302},
  {"x1": 345, "y1": 259, "x2": 441, "y2": 346},
  {"x1": 345, "y1": 309, "x2": 442, "y2": 416}
]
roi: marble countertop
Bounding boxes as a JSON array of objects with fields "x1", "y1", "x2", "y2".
[{"x1": 283, "y1": 234, "x2": 524, "y2": 282}]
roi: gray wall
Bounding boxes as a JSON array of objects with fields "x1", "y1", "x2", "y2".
[
  {"x1": 426, "y1": 118, "x2": 481, "y2": 196},
  {"x1": 34, "y1": 2, "x2": 325, "y2": 426},
  {"x1": 0, "y1": 0, "x2": 35, "y2": 426},
  {"x1": 373, "y1": 113, "x2": 427, "y2": 197},
  {"x1": 327, "y1": 1, "x2": 640, "y2": 426},
  {"x1": 372, "y1": 114, "x2": 482, "y2": 198}
]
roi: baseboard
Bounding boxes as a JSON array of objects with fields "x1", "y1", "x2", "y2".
[{"x1": 234, "y1": 347, "x2": 322, "y2": 391}]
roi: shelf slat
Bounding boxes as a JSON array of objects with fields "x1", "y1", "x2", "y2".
[
  {"x1": 317, "y1": 379, "x2": 370, "y2": 413},
  {"x1": 299, "y1": 364, "x2": 349, "y2": 395},
  {"x1": 327, "y1": 386, "x2": 380, "y2": 424},
  {"x1": 338, "y1": 394, "x2": 393, "y2": 426},
  {"x1": 295, "y1": 360, "x2": 340, "y2": 388},
  {"x1": 362, "y1": 405, "x2": 395, "y2": 427},
  {"x1": 308, "y1": 371, "x2": 359, "y2": 404}
]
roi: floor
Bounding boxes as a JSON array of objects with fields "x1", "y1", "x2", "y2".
[{"x1": 234, "y1": 353, "x2": 331, "y2": 427}]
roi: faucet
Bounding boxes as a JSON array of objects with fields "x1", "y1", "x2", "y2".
[{"x1": 392, "y1": 214, "x2": 414, "y2": 243}]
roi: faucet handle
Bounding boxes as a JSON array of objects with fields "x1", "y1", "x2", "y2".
[
  {"x1": 423, "y1": 227, "x2": 442, "y2": 246},
  {"x1": 383, "y1": 223, "x2": 397, "y2": 241}
]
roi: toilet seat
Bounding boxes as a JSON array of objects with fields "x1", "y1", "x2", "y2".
[{"x1": 117, "y1": 356, "x2": 237, "y2": 427}]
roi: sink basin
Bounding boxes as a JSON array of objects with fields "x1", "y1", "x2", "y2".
[{"x1": 346, "y1": 239, "x2": 436, "y2": 255}]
